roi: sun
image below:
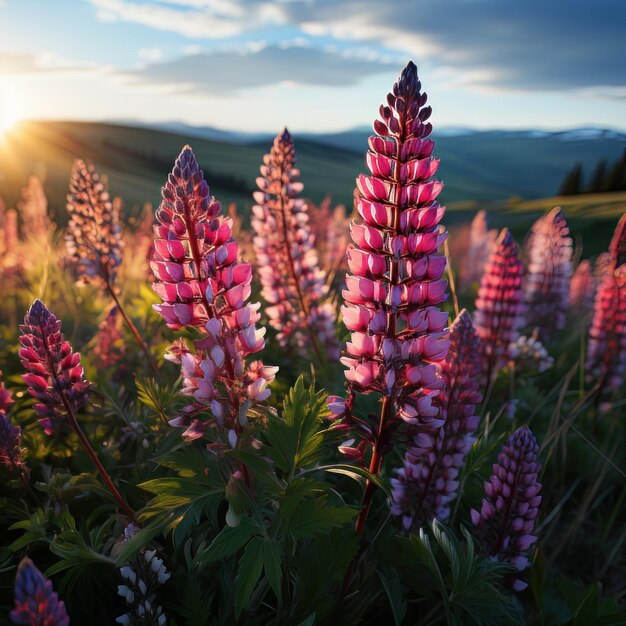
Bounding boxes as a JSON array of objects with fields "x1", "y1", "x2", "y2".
[{"x1": 0, "y1": 84, "x2": 23, "y2": 139}]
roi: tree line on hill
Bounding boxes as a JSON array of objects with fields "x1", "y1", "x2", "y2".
[{"x1": 559, "y1": 148, "x2": 626, "y2": 195}]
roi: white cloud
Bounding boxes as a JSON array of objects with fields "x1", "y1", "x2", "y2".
[
  {"x1": 89, "y1": 0, "x2": 286, "y2": 38},
  {"x1": 138, "y1": 47, "x2": 163, "y2": 62}
]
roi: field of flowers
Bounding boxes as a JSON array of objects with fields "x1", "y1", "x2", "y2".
[{"x1": 0, "y1": 62, "x2": 625, "y2": 625}]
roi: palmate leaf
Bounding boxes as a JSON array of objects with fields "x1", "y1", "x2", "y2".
[
  {"x1": 235, "y1": 536, "x2": 265, "y2": 618},
  {"x1": 195, "y1": 517, "x2": 260, "y2": 567},
  {"x1": 281, "y1": 495, "x2": 357, "y2": 540},
  {"x1": 264, "y1": 375, "x2": 329, "y2": 477}
]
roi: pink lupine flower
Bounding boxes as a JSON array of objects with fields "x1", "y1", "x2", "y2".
[
  {"x1": 523, "y1": 207, "x2": 573, "y2": 340},
  {"x1": 586, "y1": 265, "x2": 626, "y2": 402},
  {"x1": 391, "y1": 309, "x2": 483, "y2": 530},
  {"x1": 461, "y1": 210, "x2": 497, "y2": 290},
  {"x1": 2, "y1": 208, "x2": 22, "y2": 275},
  {"x1": 19, "y1": 300, "x2": 90, "y2": 436},
  {"x1": 474, "y1": 229, "x2": 525, "y2": 377},
  {"x1": 307, "y1": 197, "x2": 351, "y2": 280},
  {"x1": 93, "y1": 305, "x2": 126, "y2": 370},
  {"x1": 10, "y1": 557, "x2": 70, "y2": 626},
  {"x1": 65, "y1": 159, "x2": 123, "y2": 288},
  {"x1": 608, "y1": 213, "x2": 626, "y2": 269},
  {"x1": 19, "y1": 300, "x2": 135, "y2": 520},
  {"x1": 331, "y1": 61, "x2": 449, "y2": 533},
  {"x1": 252, "y1": 129, "x2": 339, "y2": 362},
  {"x1": 569, "y1": 260, "x2": 596, "y2": 312},
  {"x1": 0, "y1": 369, "x2": 14, "y2": 413},
  {"x1": 152, "y1": 145, "x2": 277, "y2": 441},
  {"x1": 18, "y1": 174, "x2": 52, "y2": 246},
  {"x1": 471, "y1": 426, "x2": 542, "y2": 591}
]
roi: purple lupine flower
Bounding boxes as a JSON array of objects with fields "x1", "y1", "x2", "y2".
[
  {"x1": 252, "y1": 129, "x2": 339, "y2": 361},
  {"x1": 65, "y1": 159, "x2": 123, "y2": 288},
  {"x1": 585, "y1": 265, "x2": 626, "y2": 404},
  {"x1": 569, "y1": 260, "x2": 596, "y2": 313},
  {"x1": 0, "y1": 412, "x2": 23, "y2": 474},
  {"x1": 474, "y1": 229, "x2": 525, "y2": 377},
  {"x1": 523, "y1": 207, "x2": 573, "y2": 340},
  {"x1": 470, "y1": 426, "x2": 542, "y2": 591},
  {"x1": 18, "y1": 300, "x2": 90, "y2": 436},
  {"x1": 10, "y1": 557, "x2": 70, "y2": 626},
  {"x1": 18, "y1": 174, "x2": 52, "y2": 246},
  {"x1": 152, "y1": 146, "x2": 277, "y2": 441},
  {"x1": 391, "y1": 309, "x2": 483, "y2": 530},
  {"x1": 330, "y1": 62, "x2": 449, "y2": 532}
]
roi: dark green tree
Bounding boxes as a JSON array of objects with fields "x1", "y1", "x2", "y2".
[
  {"x1": 559, "y1": 161, "x2": 583, "y2": 195},
  {"x1": 586, "y1": 158, "x2": 607, "y2": 193}
]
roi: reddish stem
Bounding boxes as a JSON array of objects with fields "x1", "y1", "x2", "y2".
[{"x1": 106, "y1": 282, "x2": 159, "y2": 378}]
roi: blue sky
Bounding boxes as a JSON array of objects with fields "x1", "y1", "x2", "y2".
[{"x1": 0, "y1": 0, "x2": 625, "y2": 133}]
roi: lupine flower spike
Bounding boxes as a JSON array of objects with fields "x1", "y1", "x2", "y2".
[
  {"x1": 474, "y1": 229, "x2": 525, "y2": 379},
  {"x1": 586, "y1": 265, "x2": 626, "y2": 406},
  {"x1": 117, "y1": 524, "x2": 170, "y2": 626},
  {"x1": 19, "y1": 300, "x2": 135, "y2": 520},
  {"x1": 462, "y1": 210, "x2": 497, "y2": 290},
  {"x1": 65, "y1": 160, "x2": 157, "y2": 374},
  {"x1": 330, "y1": 61, "x2": 450, "y2": 534},
  {"x1": 569, "y1": 260, "x2": 595, "y2": 313},
  {"x1": 471, "y1": 426, "x2": 542, "y2": 591},
  {"x1": 10, "y1": 557, "x2": 70, "y2": 626},
  {"x1": 391, "y1": 309, "x2": 483, "y2": 530},
  {"x1": 523, "y1": 207, "x2": 573, "y2": 340},
  {"x1": 0, "y1": 371, "x2": 23, "y2": 475},
  {"x1": 252, "y1": 129, "x2": 339, "y2": 362},
  {"x1": 152, "y1": 146, "x2": 277, "y2": 443},
  {"x1": 608, "y1": 213, "x2": 626, "y2": 269}
]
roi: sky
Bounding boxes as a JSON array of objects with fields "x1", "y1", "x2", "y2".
[{"x1": 0, "y1": 0, "x2": 625, "y2": 133}]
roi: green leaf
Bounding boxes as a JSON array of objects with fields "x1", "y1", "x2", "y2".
[
  {"x1": 284, "y1": 497, "x2": 357, "y2": 539},
  {"x1": 377, "y1": 566, "x2": 407, "y2": 626},
  {"x1": 263, "y1": 539, "x2": 283, "y2": 602},
  {"x1": 264, "y1": 376, "x2": 328, "y2": 477},
  {"x1": 297, "y1": 614, "x2": 316, "y2": 626},
  {"x1": 195, "y1": 518, "x2": 258, "y2": 567},
  {"x1": 235, "y1": 536, "x2": 265, "y2": 618},
  {"x1": 305, "y1": 464, "x2": 392, "y2": 498},
  {"x1": 572, "y1": 584, "x2": 600, "y2": 626}
]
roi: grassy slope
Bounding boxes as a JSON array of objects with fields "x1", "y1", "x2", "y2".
[{"x1": 0, "y1": 120, "x2": 624, "y2": 256}]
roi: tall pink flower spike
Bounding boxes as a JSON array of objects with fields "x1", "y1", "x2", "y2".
[
  {"x1": 586, "y1": 265, "x2": 626, "y2": 405},
  {"x1": 523, "y1": 207, "x2": 573, "y2": 340},
  {"x1": 462, "y1": 210, "x2": 497, "y2": 289},
  {"x1": 329, "y1": 61, "x2": 450, "y2": 533},
  {"x1": 65, "y1": 159, "x2": 123, "y2": 288},
  {"x1": 152, "y1": 146, "x2": 277, "y2": 443},
  {"x1": 252, "y1": 129, "x2": 339, "y2": 362},
  {"x1": 569, "y1": 260, "x2": 595, "y2": 313},
  {"x1": 391, "y1": 309, "x2": 484, "y2": 530},
  {"x1": 19, "y1": 300, "x2": 136, "y2": 520},
  {"x1": 471, "y1": 426, "x2": 542, "y2": 592},
  {"x1": 474, "y1": 228, "x2": 525, "y2": 378}
]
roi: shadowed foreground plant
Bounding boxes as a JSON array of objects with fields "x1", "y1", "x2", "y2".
[
  {"x1": 471, "y1": 425, "x2": 542, "y2": 591},
  {"x1": 65, "y1": 159, "x2": 157, "y2": 375},
  {"x1": 474, "y1": 228, "x2": 525, "y2": 380},
  {"x1": 523, "y1": 207, "x2": 573, "y2": 340},
  {"x1": 19, "y1": 299, "x2": 136, "y2": 520},
  {"x1": 391, "y1": 309, "x2": 483, "y2": 531},
  {"x1": 10, "y1": 556, "x2": 70, "y2": 626},
  {"x1": 252, "y1": 129, "x2": 339, "y2": 362},
  {"x1": 329, "y1": 61, "x2": 449, "y2": 534},
  {"x1": 152, "y1": 145, "x2": 277, "y2": 442}
]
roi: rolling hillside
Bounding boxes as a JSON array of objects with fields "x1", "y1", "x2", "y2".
[{"x1": 0, "y1": 121, "x2": 624, "y2": 228}]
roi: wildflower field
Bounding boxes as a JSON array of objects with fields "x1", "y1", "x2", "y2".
[{"x1": 1, "y1": 62, "x2": 626, "y2": 626}]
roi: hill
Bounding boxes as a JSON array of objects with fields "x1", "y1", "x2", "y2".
[{"x1": 0, "y1": 121, "x2": 624, "y2": 222}]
